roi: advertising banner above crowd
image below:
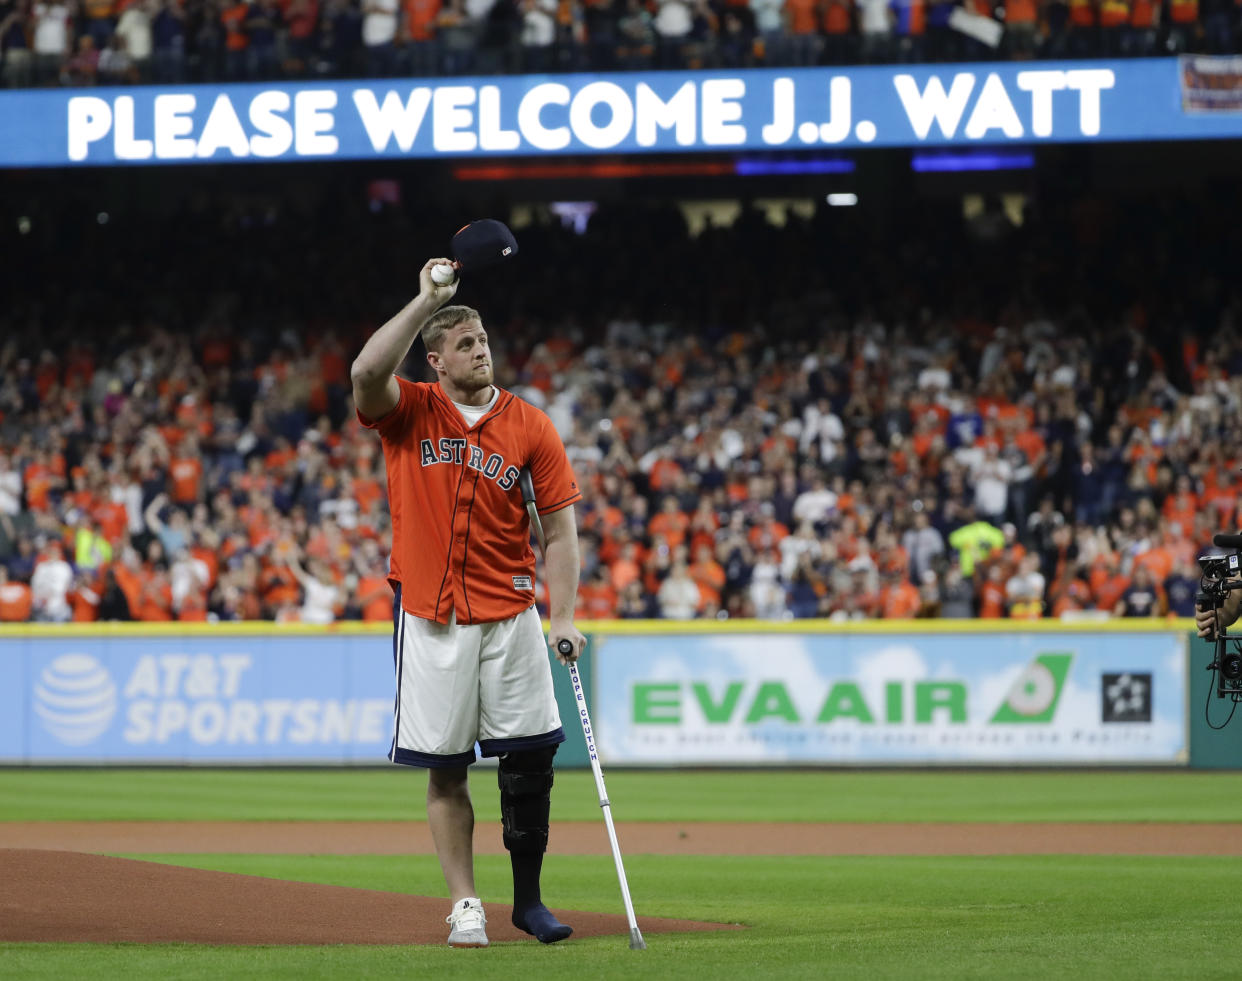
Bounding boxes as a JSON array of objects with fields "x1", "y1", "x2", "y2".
[
  {"x1": 0, "y1": 57, "x2": 1237, "y2": 167},
  {"x1": 593, "y1": 629, "x2": 1187, "y2": 765}
]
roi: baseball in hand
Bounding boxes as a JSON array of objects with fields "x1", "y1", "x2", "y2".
[{"x1": 431, "y1": 263, "x2": 457, "y2": 286}]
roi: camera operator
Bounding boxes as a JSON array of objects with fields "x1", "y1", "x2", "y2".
[{"x1": 1196, "y1": 583, "x2": 1242, "y2": 639}]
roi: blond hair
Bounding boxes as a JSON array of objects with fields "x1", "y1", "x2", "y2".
[{"x1": 421, "y1": 305, "x2": 482, "y2": 352}]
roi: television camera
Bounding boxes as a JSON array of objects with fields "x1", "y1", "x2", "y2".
[{"x1": 1197, "y1": 533, "x2": 1242, "y2": 727}]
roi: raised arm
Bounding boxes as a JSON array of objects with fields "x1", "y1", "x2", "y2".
[
  {"x1": 350, "y1": 258, "x2": 458, "y2": 420},
  {"x1": 284, "y1": 548, "x2": 312, "y2": 588},
  {"x1": 143, "y1": 492, "x2": 168, "y2": 535}
]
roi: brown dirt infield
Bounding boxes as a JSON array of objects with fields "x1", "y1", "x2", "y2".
[
  {"x1": 0, "y1": 849, "x2": 735, "y2": 945},
  {"x1": 3, "y1": 820, "x2": 1240, "y2": 856},
  {"x1": 3, "y1": 821, "x2": 1238, "y2": 946}
]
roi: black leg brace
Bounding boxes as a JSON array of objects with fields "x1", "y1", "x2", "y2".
[{"x1": 497, "y1": 746, "x2": 557, "y2": 854}]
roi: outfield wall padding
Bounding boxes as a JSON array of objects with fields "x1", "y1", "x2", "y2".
[{"x1": 0, "y1": 620, "x2": 1233, "y2": 768}]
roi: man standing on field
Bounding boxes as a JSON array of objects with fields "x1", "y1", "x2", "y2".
[{"x1": 351, "y1": 258, "x2": 586, "y2": 948}]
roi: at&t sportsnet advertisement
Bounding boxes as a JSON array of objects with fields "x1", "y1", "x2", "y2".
[{"x1": 3, "y1": 633, "x2": 392, "y2": 763}]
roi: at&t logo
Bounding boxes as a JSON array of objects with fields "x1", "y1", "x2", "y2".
[{"x1": 34, "y1": 654, "x2": 118, "y2": 746}]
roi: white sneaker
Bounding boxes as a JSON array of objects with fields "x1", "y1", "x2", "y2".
[{"x1": 446, "y1": 898, "x2": 489, "y2": 948}]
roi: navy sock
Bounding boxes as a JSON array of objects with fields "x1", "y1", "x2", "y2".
[
  {"x1": 513, "y1": 903, "x2": 574, "y2": 944},
  {"x1": 511, "y1": 853, "x2": 572, "y2": 942}
]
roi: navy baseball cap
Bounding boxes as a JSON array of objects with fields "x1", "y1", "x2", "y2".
[{"x1": 451, "y1": 219, "x2": 519, "y2": 272}]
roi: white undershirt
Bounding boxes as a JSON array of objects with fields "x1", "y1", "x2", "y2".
[{"x1": 452, "y1": 387, "x2": 499, "y2": 429}]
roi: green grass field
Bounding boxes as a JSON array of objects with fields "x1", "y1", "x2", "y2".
[
  {"x1": 3, "y1": 769, "x2": 1241, "y2": 980},
  {"x1": 4, "y1": 768, "x2": 1242, "y2": 822}
]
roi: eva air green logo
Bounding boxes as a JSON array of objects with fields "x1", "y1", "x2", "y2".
[
  {"x1": 990, "y1": 654, "x2": 1073, "y2": 724},
  {"x1": 628, "y1": 652, "x2": 1075, "y2": 727}
]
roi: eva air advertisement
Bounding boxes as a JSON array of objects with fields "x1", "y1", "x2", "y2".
[{"x1": 593, "y1": 632, "x2": 1187, "y2": 765}]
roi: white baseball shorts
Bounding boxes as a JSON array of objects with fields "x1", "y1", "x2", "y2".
[{"x1": 389, "y1": 599, "x2": 564, "y2": 768}]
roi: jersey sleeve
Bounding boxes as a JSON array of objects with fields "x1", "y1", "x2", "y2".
[
  {"x1": 527, "y1": 410, "x2": 582, "y2": 515},
  {"x1": 357, "y1": 376, "x2": 419, "y2": 442}
]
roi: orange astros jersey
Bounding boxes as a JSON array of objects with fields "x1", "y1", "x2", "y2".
[{"x1": 359, "y1": 377, "x2": 581, "y2": 625}]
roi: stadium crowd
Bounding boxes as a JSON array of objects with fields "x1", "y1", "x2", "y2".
[
  {"x1": 0, "y1": 182, "x2": 1239, "y2": 625},
  {"x1": 1, "y1": 0, "x2": 1238, "y2": 88}
]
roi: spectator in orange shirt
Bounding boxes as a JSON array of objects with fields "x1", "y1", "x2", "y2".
[
  {"x1": 685, "y1": 498, "x2": 719, "y2": 550},
  {"x1": 1161, "y1": 474, "x2": 1198, "y2": 532},
  {"x1": 169, "y1": 436, "x2": 204, "y2": 504},
  {"x1": 1048, "y1": 567, "x2": 1093, "y2": 617},
  {"x1": 343, "y1": 539, "x2": 391, "y2": 622},
  {"x1": 399, "y1": 0, "x2": 439, "y2": 73},
  {"x1": 64, "y1": 470, "x2": 96, "y2": 515},
  {"x1": 978, "y1": 564, "x2": 1007, "y2": 619},
  {"x1": 111, "y1": 547, "x2": 146, "y2": 618},
  {"x1": 352, "y1": 464, "x2": 385, "y2": 516},
  {"x1": 23, "y1": 450, "x2": 61, "y2": 513},
  {"x1": 822, "y1": 0, "x2": 853, "y2": 63},
  {"x1": 1163, "y1": 520, "x2": 1196, "y2": 571},
  {"x1": 1066, "y1": 0, "x2": 1096, "y2": 56},
  {"x1": 748, "y1": 503, "x2": 790, "y2": 551},
  {"x1": 648, "y1": 495, "x2": 689, "y2": 549},
  {"x1": 1093, "y1": 560, "x2": 1130, "y2": 614},
  {"x1": 784, "y1": 0, "x2": 823, "y2": 64},
  {"x1": 1127, "y1": 0, "x2": 1159, "y2": 54},
  {"x1": 578, "y1": 566, "x2": 619, "y2": 618},
  {"x1": 1002, "y1": 0, "x2": 1037, "y2": 55},
  {"x1": 220, "y1": 0, "x2": 250, "y2": 77},
  {"x1": 880, "y1": 568, "x2": 921, "y2": 619},
  {"x1": 261, "y1": 554, "x2": 301, "y2": 612},
  {"x1": 91, "y1": 490, "x2": 129, "y2": 546},
  {"x1": 189, "y1": 529, "x2": 221, "y2": 590},
  {"x1": 136, "y1": 565, "x2": 174, "y2": 621},
  {"x1": 177, "y1": 584, "x2": 209, "y2": 621},
  {"x1": 282, "y1": 0, "x2": 320, "y2": 74},
  {"x1": 0, "y1": 566, "x2": 32, "y2": 622},
  {"x1": 1132, "y1": 533, "x2": 1173, "y2": 586},
  {"x1": 1166, "y1": 0, "x2": 1197, "y2": 51},
  {"x1": 645, "y1": 444, "x2": 684, "y2": 492},
  {"x1": 608, "y1": 540, "x2": 643, "y2": 592},
  {"x1": 70, "y1": 571, "x2": 102, "y2": 622},
  {"x1": 687, "y1": 542, "x2": 725, "y2": 611}
]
